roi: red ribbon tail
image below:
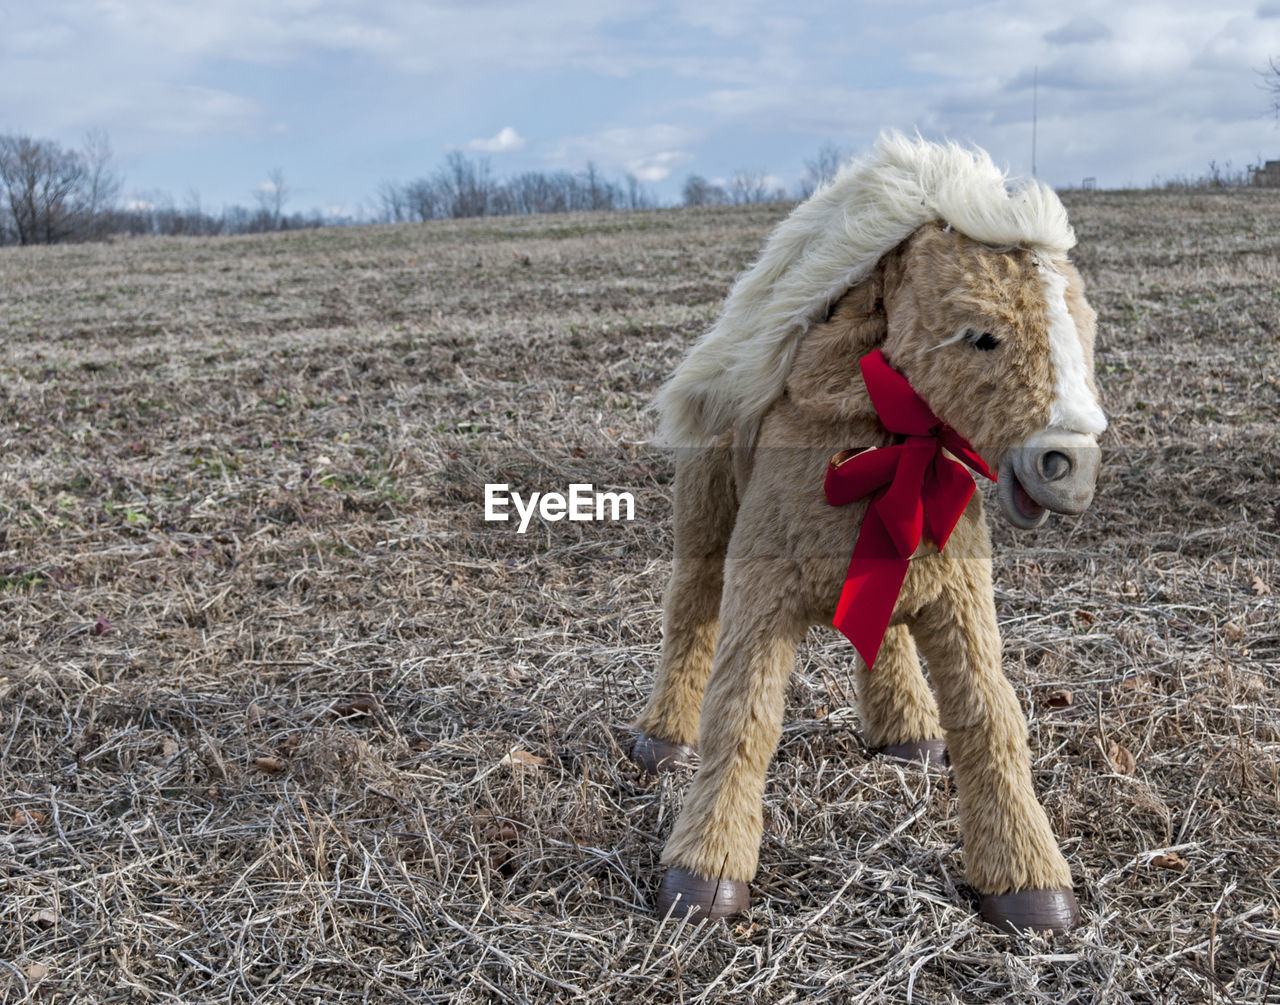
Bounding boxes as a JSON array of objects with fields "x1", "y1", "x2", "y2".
[
  {"x1": 876, "y1": 441, "x2": 929, "y2": 557},
  {"x1": 831, "y1": 517, "x2": 910, "y2": 669},
  {"x1": 924, "y1": 455, "x2": 978, "y2": 551}
]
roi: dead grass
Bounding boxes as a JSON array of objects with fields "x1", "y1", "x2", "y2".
[{"x1": 1, "y1": 192, "x2": 1278, "y2": 1003}]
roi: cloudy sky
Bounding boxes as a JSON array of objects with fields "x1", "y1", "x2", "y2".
[{"x1": 4, "y1": 1, "x2": 1279, "y2": 214}]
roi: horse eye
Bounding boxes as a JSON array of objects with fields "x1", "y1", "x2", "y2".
[{"x1": 964, "y1": 329, "x2": 1000, "y2": 351}]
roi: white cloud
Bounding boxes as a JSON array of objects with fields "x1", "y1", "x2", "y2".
[
  {"x1": 465, "y1": 127, "x2": 527, "y2": 153},
  {"x1": 548, "y1": 124, "x2": 699, "y2": 181},
  {"x1": 684, "y1": 83, "x2": 929, "y2": 139},
  {"x1": 677, "y1": 3, "x2": 803, "y2": 41},
  {"x1": 110, "y1": 84, "x2": 262, "y2": 136},
  {"x1": 631, "y1": 150, "x2": 695, "y2": 181},
  {"x1": 0, "y1": 1, "x2": 643, "y2": 134},
  {"x1": 672, "y1": 2, "x2": 1277, "y2": 192},
  {"x1": 1044, "y1": 16, "x2": 1112, "y2": 45},
  {"x1": 0, "y1": 0, "x2": 1273, "y2": 204}
]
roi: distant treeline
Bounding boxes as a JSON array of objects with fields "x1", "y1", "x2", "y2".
[
  {"x1": 374, "y1": 151, "x2": 833, "y2": 221},
  {"x1": 0, "y1": 130, "x2": 848, "y2": 247},
  {"x1": 0, "y1": 134, "x2": 345, "y2": 245},
  {"x1": 106, "y1": 202, "x2": 338, "y2": 238},
  {"x1": 377, "y1": 152, "x2": 659, "y2": 220},
  {"x1": 11, "y1": 127, "x2": 1268, "y2": 248}
]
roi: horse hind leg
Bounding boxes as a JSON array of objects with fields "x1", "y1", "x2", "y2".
[{"x1": 632, "y1": 438, "x2": 738, "y2": 773}]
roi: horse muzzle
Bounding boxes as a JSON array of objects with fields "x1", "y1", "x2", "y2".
[{"x1": 997, "y1": 427, "x2": 1100, "y2": 530}]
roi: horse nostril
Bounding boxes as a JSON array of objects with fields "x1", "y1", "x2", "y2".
[{"x1": 1038, "y1": 450, "x2": 1072, "y2": 481}]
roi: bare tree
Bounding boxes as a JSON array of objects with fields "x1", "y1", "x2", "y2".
[
  {"x1": 377, "y1": 180, "x2": 408, "y2": 223},
  {"x1": 254, "y1": 167, "x2": 288, "y2": 229},
  {"x1": 682, "y1": 174, "x2": 726, "y2": 207},
  {"x1": 580, "y1": 161, "x2": 617, "y2": 211},
  {"x1": 797, "y1": 142, "x2": 845, "y2": 199},
  {"x1": 506, "y1": 171, "x2": 567, "y2": 215},
  {"x1": 1266, "y1": 56, "x2": 1280, "y2": 121},
  {"x1": 405, "y1": 178, "x2": 444, "y2": 221},
  {"x1": 728, "y1": 169, "x2": 776, "y2": 205},
  {"x1": 182, "y1": 188, "x2": 222, "y2": 236},
  {"x1": 81, "y1": 127, "x2": 121, "y2": 238},
  {"x1": 438, "y1": 152, "x2": 492, "y2": 218},
  {"x1": 624, "y1": 173, "x2": 654, "y2": 210},
  {"x1": 0, "y1": 134, "x2": 88, "y2": 244}
]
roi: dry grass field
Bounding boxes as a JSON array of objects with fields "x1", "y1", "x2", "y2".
[{"x1": 2, "y1": 189, "x2": 1278, "y2": 1003}]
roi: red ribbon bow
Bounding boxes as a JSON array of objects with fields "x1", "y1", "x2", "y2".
[{"x1": 824, "y1": 349, "x2": 995, "y2": 669}]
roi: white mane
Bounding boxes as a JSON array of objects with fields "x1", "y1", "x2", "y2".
[{"x1": 654, "y1": 131, "x2": 1078, "y2": 447}]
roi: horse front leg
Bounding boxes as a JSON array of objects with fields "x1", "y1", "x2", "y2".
[
  {"x1": 909, "y1": 530, "x2": 1079, "y2": 933},
  {"x1": 655, "y1": 555, "x2": 805, "y2": 920}
]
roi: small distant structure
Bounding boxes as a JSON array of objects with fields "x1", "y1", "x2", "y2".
[
  {"x1": 1081, "y1": 177, "x2": 1097, "y2": 190},
  {"x1": 1251, "y1": 161, "x2": 1280, "y2": 187}
]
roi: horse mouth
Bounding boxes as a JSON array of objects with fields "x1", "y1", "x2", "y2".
[
  {"x1": 995, "y1": 428, "x2": 1100, "y2": 531},
  {"x1": 997, "y1": 462, "x2": 1050, "y2": 530}
]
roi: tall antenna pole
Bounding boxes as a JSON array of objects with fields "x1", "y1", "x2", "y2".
[{"x1": 1032, "y1": 65, "x2": 1038, "y2": 179}]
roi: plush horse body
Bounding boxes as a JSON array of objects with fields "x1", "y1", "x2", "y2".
[{"x1": 633, "y1": 134, "x2": 1106, "y2": 933}]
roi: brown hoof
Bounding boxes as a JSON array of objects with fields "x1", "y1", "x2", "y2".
[
  {"x1": 656, "y1": 867, "x2": 749, "y2": 921},
  {"x1": 632, "y1": 733, "x2": 696, "y2": 774},
  {"x1": 980, "y1": 887, "x2": 1080, "y2": 934},
  {"x1": 877, "y1": 737, "x2": 948, "y2": 768}
]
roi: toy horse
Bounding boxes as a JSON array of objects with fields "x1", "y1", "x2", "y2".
[{"x1": 634, "y1": 133, "x2": 1105, "y2": 933}]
